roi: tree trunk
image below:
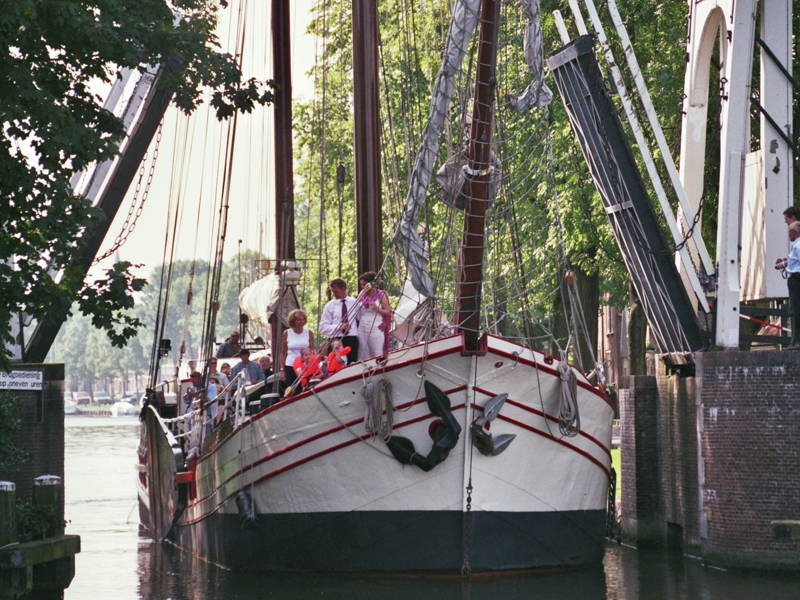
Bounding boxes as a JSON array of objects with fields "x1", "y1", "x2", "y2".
[
  {"x1": 551, "y1": 273, "x2": 569, "y2": 357},
  {"x1": 551, "y1": 266, "x2": 599, "y2": 373},
  {"x1": 574, "y1": 267, "x2": 599, "y2": 373},
  {"x1": 628, "y1": 282, "x2": 647, "y2": 376}
]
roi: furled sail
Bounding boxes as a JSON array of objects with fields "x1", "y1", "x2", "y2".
[
  {"x1": 398, "y1": 0, "x2": 481, "y2": 298},
  {"x1": 238, "y1": 265, "x2": 301, "y2": 331},
  {"x1": 398, "y1": 0, "x2": 552, "y2": 299}
]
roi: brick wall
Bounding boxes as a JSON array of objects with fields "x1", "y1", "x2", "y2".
[
  {"x1": 0, "y1": 363, "x2": 64, "y2": 516},
  {"x1": 620, "y1": 375, "x2": 663, "y2": 545},
  {"x1": 698, "y1": 351, "x2": 800, "y2": 568},
  {"x1": 621, "y1": 350, "x2": 800, "y2": 569}
]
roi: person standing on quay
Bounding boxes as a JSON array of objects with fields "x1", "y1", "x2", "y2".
[
  {"x1": 775, "y1": 221, "x2": 800, "y2": 348},
  {"x1": 356, "y1": 272, "x2": 392, "y2": 359},
  {"x1": 319, "y1": 278, "x2": 360, "y2": 361}
]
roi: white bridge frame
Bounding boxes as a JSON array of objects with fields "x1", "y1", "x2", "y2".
[{"x1": 680, "y1": 0, "x2": 794, "y2": 348}]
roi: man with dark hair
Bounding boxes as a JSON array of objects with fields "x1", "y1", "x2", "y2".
[
  {"x1": 775, "y1": 222, "x2": 800, "y2": 348},
  {"x1": 783, "y1": 206, "x2": 799, "y2": 225},
  {"x1": 318, "y1": 278, "x2": 359, "y2": 361},
  {"x1": 230, "y1": 348, "x2": 265, "y2": 384},
  {"x1": 216, "y1": 330, "x2": 242, "y2": 358}
]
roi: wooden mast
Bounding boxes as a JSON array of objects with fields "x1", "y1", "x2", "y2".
[
  {"x1": 456, "y1": 0, "x2": 500, "y2": 353},
  {"x1": 271, "y1": 0, "x2": 295, "y2": 362},
  {"x1": 352, "y1": 0, "x2": 383, "y2": 275},
  {"x1": 272, "y1": 0, "x2": 295, "y2": 263}
]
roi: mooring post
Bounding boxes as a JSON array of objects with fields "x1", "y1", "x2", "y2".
[
  {"x1": 33, "y1": 475, "x2": 64, "y2": 538},
  {"x1": 0, "y1": 481, "x2": 16, "y2": 547}
]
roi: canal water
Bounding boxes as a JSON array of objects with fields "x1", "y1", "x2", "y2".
[{"x1": 64, "y1": 417, "x2": 798, "y2": 599}]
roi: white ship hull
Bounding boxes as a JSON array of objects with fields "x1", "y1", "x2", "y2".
[{"x1": 139, "y1": 334, "x2": 614, "y2": 572}]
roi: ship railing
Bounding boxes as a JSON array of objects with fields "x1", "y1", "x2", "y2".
[{"x1": 160, "y1": 372, "x2": 252, "y2": 455}]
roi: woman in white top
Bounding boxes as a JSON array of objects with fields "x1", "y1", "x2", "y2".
[{"x1": 279, "y1": 309, "x2": 314, "y2": 389}]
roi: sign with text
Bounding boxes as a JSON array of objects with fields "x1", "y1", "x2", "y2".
[{"x1": 0, "y1": 369, "x2": 44, "y2": 391}]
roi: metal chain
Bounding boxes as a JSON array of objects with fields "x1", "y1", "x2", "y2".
[
  {"x1": 461, "y1": 478, "x2": 473, "y2": 577},
  {"x1": 605, "y1": 467, "x2": 620, "y2": 542},
  {"x1": 672, "y1": 191, "x2": 707, "y2": 253},
  {"x1": 94, "y1": 120, "x2": 164, "y2": 264}
]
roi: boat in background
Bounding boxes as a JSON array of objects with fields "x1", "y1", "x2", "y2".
[{"x1": 111, "y1": 401, "x2": 139, "y2": 417}]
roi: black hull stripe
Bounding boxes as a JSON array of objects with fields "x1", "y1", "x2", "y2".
[{"x1": 171, "y1": 509, "x2": 608, "y2": 573}]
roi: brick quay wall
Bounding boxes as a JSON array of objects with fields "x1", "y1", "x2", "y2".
[{"x1": 620, "y1": 350, "x2": 800, "y2": 570}]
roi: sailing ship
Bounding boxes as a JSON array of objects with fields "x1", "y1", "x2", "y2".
[{"x1": 138, "y1": 0, "x2": 614, "y2": 573}]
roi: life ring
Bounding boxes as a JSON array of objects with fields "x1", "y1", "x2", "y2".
[{"x1": 385, "y1": 381, "x2": 461, "y2": 472}]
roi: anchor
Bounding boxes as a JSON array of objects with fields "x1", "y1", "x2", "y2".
[
  {"x1": 385, "y1": 381, "x2": 462, "y2": 472},
  {"x1": 470, "y1": 393, "x2": 515, "y2": 456}
]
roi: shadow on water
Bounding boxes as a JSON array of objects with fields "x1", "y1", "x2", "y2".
[
  {"x1": 137, "y1": 538, "x2": 607, "y2": 600},
  {"x1": 135, "y1": 538, "x2": 800, "y2": 600}
]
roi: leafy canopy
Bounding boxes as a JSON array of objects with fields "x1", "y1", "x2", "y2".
[{"x1": 0, "y1": 0, "x2": 273, "y2": 370}]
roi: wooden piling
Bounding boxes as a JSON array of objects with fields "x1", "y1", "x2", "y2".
[
  {"x1": 0, "y1": 482, "x2": 16, "y2": 548},
  {"x1": 33, "y1": 475, "x2": 63, "y2": 537}
]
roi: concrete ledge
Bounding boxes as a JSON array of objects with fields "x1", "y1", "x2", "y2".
[
  {"x1": 0, "y1": 535, "x2": 80, "y2": 597},
  {"x1": 772, "y1": 520, "x2": 800, "y2": 541},
  {"x1": 0, "y1": 534, "x2": 80, "y2": 569}
]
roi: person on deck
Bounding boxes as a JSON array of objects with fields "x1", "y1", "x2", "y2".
[
  {"x1": 182, "y1": 371, "x2": 203, "y2": 414},
  {"x1": 292, "y1": 346, "x2": 322, "y2": 391},
  {"x1": 326, "y1": 340, "x2": 352, "y2": 376},
  {"x1": 220, "y1": 362, "x2": 232, "y2": 380},
  {"x1": 356, "y1": 271, "x2": 392, "y2": 360},
  {"x1": 319, "y1": 278, "x2": 360, "y2": 361},
  {"x1": 783, "y1": 206, "x2": 799, "y2": 225},
  {"x1": 775, "y1": 221, "x2": 800, "y2": 348},
  {"x1": 208, "y1": 358, "x2": 229, "y2": 389},
  {"x1": 216, "y1": 330, "x2": 242, "y2": 358},
  {"x1": 259, "y1": 355, "x2": 274, "y2": 381},
  {"x1": 280, "y1": 309, "x2": 314, "y2": 389},
  {"x1": 230, "y1": 348, "x2": 265, "y2": 384}
]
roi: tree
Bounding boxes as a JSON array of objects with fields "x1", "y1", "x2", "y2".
[{"x1": 0, "y1": 0, "x2": 273, "y2": 369}]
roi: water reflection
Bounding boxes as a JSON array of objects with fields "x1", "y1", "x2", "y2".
[
  {"x1": 65, "y1": 417, "x2": 800, "y2": 600},
  {"x1": 603, "y1": 544, "x2": 800, "y2": 600},
  {"x1": 136, "y1": 537, "x2": 607, "y2": 600},
  {"x1": 135, "y1": 539, "x2": 800, "y2": 600}
]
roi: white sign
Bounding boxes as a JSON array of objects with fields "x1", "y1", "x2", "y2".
[{"x1": 0, "y1": 370, "x2": 44, "y2": 390}]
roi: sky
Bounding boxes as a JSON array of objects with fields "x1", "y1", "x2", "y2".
[{"x1": 89, "y1": 1, "x2": 318, "y2": 281}]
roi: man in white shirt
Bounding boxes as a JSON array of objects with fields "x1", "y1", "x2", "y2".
[
  {"x1": 775, "y1": 221, "x2": 800, "y2": 348},
  {"x1": 318, "y1": 278, "x2": 359, "y2": 361}
]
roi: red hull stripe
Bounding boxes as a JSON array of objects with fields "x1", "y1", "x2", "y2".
[
  {"x1": 484, "y1": 343, "x2": 613, "y2": 409},
  {"x1": 183, "y1": 388, "x2": 467, "y2": 513},
  {"x1": 200, "y1": 338, "x2": 465, "y2": 460},
  {"x1": 181, "y1": 404, "x2": 608, "y2": 525},
  {"x1": 471, "y1": 386, "x2": 611, "y2": 458},
  {"x1": 497, "y1": 414, "x2": 611, "y2": 479},
  {"x1": 180, "y1": 402, "x2": 468, "y2": 527}
]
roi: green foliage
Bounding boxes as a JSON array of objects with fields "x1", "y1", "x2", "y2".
[
  {"x1": 0, "y1": 0, "x2": 274, "y2": 370},
  {"x1": 15, "y1": 499, "x2": 60, "y2": 542},
  {"x1": 289, "y1": 0, "x2": 712, "y2": 352},
  {"x1": 0, "y1": 392, "x2": 28, "y2": 471},
  {"x1": 51, "y1": 251, "x2": 254, "y2": 391}
]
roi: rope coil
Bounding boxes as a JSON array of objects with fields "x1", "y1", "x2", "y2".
[{"x1": 362, "y1": 378, "x2": 394, "y2": 441}]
